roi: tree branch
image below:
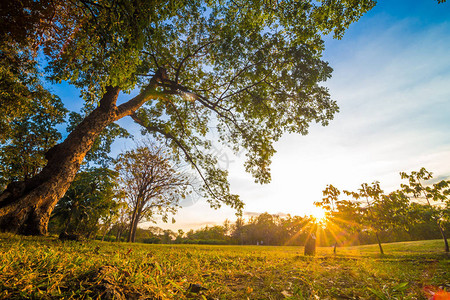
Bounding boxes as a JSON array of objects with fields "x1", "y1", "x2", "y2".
[
  {"x1": 175, "y1": 40, "x2": 215, "y2": 84},
  {"x1": 116, "y1": 74, "x2": 162, "y2": 119},
  {"x1": 130, "y1": 112, "x2": 222, "y2": 201}
]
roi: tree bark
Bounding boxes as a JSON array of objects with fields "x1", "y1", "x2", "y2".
[{"x1": 0, "y1": 87, "x2": 121, "y2": 235}]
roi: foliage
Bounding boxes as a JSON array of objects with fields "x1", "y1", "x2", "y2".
[
  {"x1": 0, "y1": 0, "x2": 68, "y2": 187},
  {"x1": 0, "y1": 0, "x2": 72, "y2": 140},
  {"x1": 49, "y1": 167, "x2": 121, "y2": 238},
  {"x1": 316, "y1": 184, "x2": 340, "y2": 212},
  {"x1": 375, "y1": 190, "x2": 411, "y2": 232},
  {"x1": 400, "y1": 168, "x2": 450, "y2": 206},
  {"x1": 0, "y1": 94, "x2": 66, "y2": 188},
  {"x1": 99, "y1": 199, "x2": 127, "y2": 241},
  {"x1": 0, "y1": 234, "x2": 448, "y2": 299}
]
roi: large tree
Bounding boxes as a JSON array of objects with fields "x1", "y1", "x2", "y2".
[{"x1": 0, "y1": 0, "x2": 376, "y2": 235}]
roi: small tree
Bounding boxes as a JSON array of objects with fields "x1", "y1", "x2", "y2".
[
  {"x1": 116, "y1": 143, "x2": 192, "y2": 243},
  {"x1": 100, "y1": 197, "x2": 126, "y2": 242},
  {"x1": 334, "y1": 199, "x2": 363, "y2": 245},
  {"x1": 50, "y1": 167, "x2": 120, "y2": 238},
  {"x1": 345, "y1": 182, "x2": 385, "y2": 255},
  {"x1": 315, "y1": 184, "x2": 340, "y2": 253},
  {"x1": 400, "y1": 168, "x2": 450, "y2": 252}
]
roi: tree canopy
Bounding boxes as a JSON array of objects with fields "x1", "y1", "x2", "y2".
[
  {"x1": 49, "y1": 0, "x2": 375, "y2": 207},
  {"x1": 0, "y1": 0, "x2": 376, "y2": 235}
]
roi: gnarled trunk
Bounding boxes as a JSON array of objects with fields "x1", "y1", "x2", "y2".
[{"x1": 0, "y1": 87, "x2": 121, "y2": 235}]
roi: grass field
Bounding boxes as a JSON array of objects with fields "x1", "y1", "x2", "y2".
[{"x1": 0, "y1": 234, "x2": 449, "y2": 299}]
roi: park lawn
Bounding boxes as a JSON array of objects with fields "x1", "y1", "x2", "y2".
[{"x1": 0, "y1": 233, "x2": 449, "y2": 299}]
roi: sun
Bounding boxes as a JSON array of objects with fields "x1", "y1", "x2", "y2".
[{"x1": 310, "y1": 206, "x2": 326, "y2": 222}]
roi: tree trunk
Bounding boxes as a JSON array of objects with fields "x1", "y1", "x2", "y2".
[
  {"x1": 375, "y1": 231, "x2": 384, "y2": 255},
  {"x1": 130, "y1": 209, "x2": 142, "y2": 243},
  {"x1": 437, "y1": 222, "x2": 449, "y2": 253},
  {"x1": 127, "y1": 198, "x2": 145, "y2": 243},
  {"x1": 131, "y1": 220, "x2": 138, "y2": 243},
  {"x1": 0, "y1": 87, "x2": 121, "y2": 235},
  {"x1": 127, "y1": 207, "x2": 138, "y2": 243}
]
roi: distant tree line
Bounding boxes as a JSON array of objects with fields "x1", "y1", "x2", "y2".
[
  {"x1": 142, "y1": 199, "x2": 448, "y2": 248},
  {"x1": 92, "y1": 197, "x2": 449, "y2": 248},
  {"x1": 73, "y1": 168, "x2": 449, "y2": 250}
]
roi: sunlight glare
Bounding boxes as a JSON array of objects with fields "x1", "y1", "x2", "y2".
[{"x1": 310, "y1": 206, "x2": 326, "y2": 222}]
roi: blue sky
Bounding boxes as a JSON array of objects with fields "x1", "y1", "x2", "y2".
[{"x1": 55, "y1": 1, "x2": 450, "y2": 231}]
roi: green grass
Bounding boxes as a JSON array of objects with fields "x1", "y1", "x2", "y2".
[{"x1": 0, "y1": 234, "x2": 449, "y2": 299}]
